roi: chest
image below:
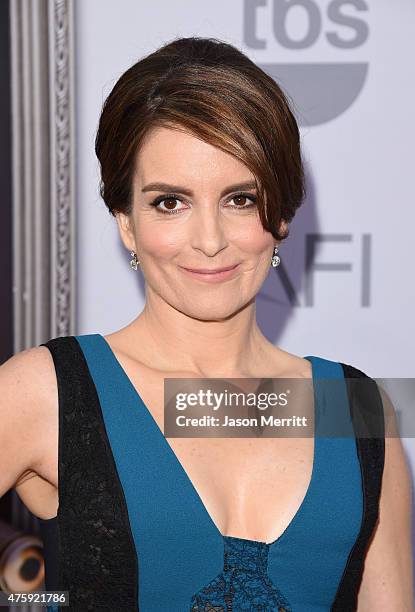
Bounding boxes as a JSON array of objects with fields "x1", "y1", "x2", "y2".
[{"x1": 128, "y1": 370, "x2": 316, "y2": 544}]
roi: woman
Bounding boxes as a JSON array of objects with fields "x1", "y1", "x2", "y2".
[{"x1": 0, "y1": 36, "x2": 412, "y2": 611}]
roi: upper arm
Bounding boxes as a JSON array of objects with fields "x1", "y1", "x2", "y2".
[
  {"x1": 357, "y1": 385, "x2": 414, "y2": 610},
  {"x1": 0, "y1": 346, "x2": 57, "y2": 497}
]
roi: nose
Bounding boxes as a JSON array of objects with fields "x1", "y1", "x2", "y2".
[{"x1": 188, "y1": 204, "x2": 229, "y2": 257}]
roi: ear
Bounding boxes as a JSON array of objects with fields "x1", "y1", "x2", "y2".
[
  {"x1": 275, "y1": 219, "x2": 289, "y2": 247},
  {"x1": 115, "y1": 212, "x2": 137, "y2": 253}
]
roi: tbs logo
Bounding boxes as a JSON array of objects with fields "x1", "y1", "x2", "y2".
[{"x1": 244, "y1": 0, "x2": 370, "y2": 125}]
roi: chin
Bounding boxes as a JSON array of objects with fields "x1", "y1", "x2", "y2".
[{"x1": 179, "y1": 303, "x2": 241, "y2": 322}]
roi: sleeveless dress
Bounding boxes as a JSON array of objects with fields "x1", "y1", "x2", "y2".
[{"x1": 37, "y1": 333, "x2": 385, "y2": 612}]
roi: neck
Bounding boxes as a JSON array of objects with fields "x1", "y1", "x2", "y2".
[{"x1": 127, "y1": 292, "x2": 279, "y2": 377}]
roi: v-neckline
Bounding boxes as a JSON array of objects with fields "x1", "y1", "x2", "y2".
[{"x1": 96, "y1": 333, "x2": 320, "y2": 548}]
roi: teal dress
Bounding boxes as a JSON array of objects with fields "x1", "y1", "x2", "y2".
[{"x1": 38, "y1": 334, "x2": 385, "y2": 611}]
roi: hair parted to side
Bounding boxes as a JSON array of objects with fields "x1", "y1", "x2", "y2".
[{"x1": 95, "y1": 36, "x2": 306, "y2": 242}]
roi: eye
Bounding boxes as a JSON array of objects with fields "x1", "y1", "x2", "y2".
[
  {"x1": 148, "y1": 194, "x2": 186, "y2": 215},
  {"x1": 227, "y1": 193, "x2": 257, "y2": 209}
]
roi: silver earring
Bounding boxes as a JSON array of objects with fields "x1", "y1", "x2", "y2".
[
  {"x1": 130, "y1": 251, "x2": 140, "y2": 270},
  {"x1": 271, "y1": 246, "x2": 280, "y2": 268}
]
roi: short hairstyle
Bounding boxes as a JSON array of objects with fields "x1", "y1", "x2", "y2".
[{"x1": 95, "y1": 36, "x2": 306, "y2": 242}]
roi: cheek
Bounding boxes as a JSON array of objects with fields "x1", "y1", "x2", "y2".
[
  {"x1": 137, "y1": 227, "x2": 186, "y2": 258},
  {"x1": 229, "y1": 224, "x2": 274, "y2": 256}
]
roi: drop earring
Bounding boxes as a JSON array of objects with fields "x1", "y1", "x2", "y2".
[
  {"x1": 271, "y1": 246, "x2": 280, "y2": 268},
  {"x1": 130, "y1": 251, "x2": 140, "y2": 270}
]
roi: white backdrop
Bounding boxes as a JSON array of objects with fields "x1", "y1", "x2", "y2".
[{"x1": 73, "y1": 0, "x2": 415, "y2": 552}]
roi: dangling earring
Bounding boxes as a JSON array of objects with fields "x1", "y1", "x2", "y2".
[
  {"x1": 130, "y1": 250, "x2": 140, "y2": 270},
  {"x1": 271, "y1": 246, "x2": 280, "y2": 268}
]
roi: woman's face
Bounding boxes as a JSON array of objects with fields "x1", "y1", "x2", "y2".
[{"x1": 116, "y1": 125, "x2": 284, "y2": 320}]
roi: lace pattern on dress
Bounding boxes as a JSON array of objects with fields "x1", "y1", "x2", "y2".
[
  {"x1": 190, "y1": 536, "x2": 292, "y2": 612},
  {"x1": 41, "y1": 336, "x2": 138, "y2": 611}
]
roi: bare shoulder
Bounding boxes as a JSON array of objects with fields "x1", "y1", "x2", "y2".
[
  {"x1": 1, "y1": 345, "x2": 57, "y2": 417},
  {"x1": 0, "y1": 345, "x2": 58, "y2": 491},
  {"x1": 356, "y1": 384, "x2": 414, "y2": 609}
]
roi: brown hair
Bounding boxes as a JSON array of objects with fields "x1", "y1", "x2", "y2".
[{"x1": 95, "y1": 36, "x2": 306, "y2": 242}]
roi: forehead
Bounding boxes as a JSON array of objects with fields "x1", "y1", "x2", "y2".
[{"x1": 133, "y1": 125, "x2": 254, "y2": 187}]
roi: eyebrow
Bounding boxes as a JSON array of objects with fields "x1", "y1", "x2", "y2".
[{"x1": 141, "y1": 181, "x2": 257, "y2": 198}]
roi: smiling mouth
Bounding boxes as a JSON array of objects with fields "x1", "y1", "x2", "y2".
[{"x1": 179, "y1": 264, "x2": 239, "y2": 274}]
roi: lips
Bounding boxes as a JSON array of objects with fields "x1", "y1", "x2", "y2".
[{"x1": 180, "y1": 264, "x2": 239, "y2": 274}]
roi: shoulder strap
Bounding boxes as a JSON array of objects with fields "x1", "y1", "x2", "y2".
[
  {"x1": 331, "y1": 363, "x2": 385, "y2": 610},
  {"x1": 40, "y1": 335, "x2": 139, "y2": 611}
]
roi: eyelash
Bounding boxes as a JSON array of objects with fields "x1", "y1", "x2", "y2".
[{"x1": 148, "y1": 192, "x2": 258, "y2": 215}]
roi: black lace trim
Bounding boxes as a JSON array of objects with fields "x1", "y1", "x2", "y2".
[
  {"x1": 40, "y1": 336, "x2": 139, "y2": 611},
  {"x1": 189, "y1": 536, "x2": 291, "y2": 611},
  {"x1": 331, "y1": 363, "x2": 385, "y2": 611}
]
